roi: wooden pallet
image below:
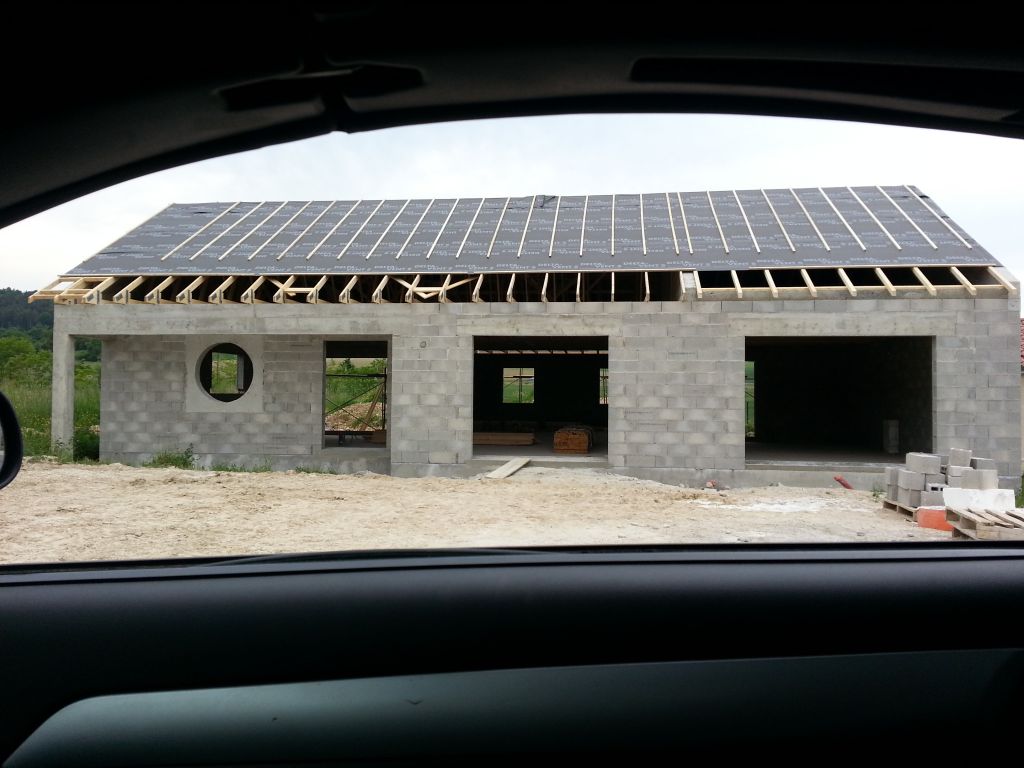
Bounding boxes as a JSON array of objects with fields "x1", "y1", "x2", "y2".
[
  {"x1": 882, "y1": 498, "x2": 918, "y2": 520},
  {"x1": 946, "y1": 507, "x2": 1024, "y2": 541}
]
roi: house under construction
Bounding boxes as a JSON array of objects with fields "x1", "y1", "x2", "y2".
[{"x1": 33, "y1": 186, "x2": 1021, "y2": 488}]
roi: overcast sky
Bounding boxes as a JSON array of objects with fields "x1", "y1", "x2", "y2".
[{"x1": 2, "y1": 114, "x2": 1023, "y2": 305}]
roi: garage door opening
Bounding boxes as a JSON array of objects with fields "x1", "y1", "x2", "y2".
[
  {"x1": 473, "y1": 336, "x2": 608, "y2": 460},
  {"x1": 745, "y1": 336, "x2": 933, "y2": 465}
]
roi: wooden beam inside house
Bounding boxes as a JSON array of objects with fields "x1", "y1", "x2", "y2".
[
  {"x1": 764, "y1": 269, "x2": 778, "y2": 299},
  {"x1": 678, "y1": 271, "x2": 686, "y2": 299},
  {"x1": 643, "y1": 271, "x2": 651, "y2": 302},
  {"x1": 576, "y1": 272, "x2": 582, "y2": 303},
  {"x1": 506, "y1": 272, "x2": 517, "y2": 303},
  {"x1": 730, "y1": 269, "x2": 742, "y2": 299},
  {"x1": 692, "y1": 270, "x2": 703, "y2": 299}
]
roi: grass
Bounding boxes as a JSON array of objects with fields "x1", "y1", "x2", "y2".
[
  {"x1": 1, "y1": 373, "x2": 101, "y2": 460},
  {"x1": 210, "y1": 460, "x2": 273, "y2": 473},
  {"x1": 144, "y1": 445, "x2": 195, "y2": 469}
]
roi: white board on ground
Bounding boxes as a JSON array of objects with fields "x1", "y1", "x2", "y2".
[
  {"x1": 486, "y1": 457, "x2": 531, "y2": 480},
  {"x1": 942, "y1": 487, "x2": 1014, "y2": 513}
]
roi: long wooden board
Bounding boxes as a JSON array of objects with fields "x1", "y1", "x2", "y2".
[
  {"x1": 485, "y1": 458, "x2": 531, "y2": 480},
  {"x1": 473, "y1": 432, "x2": 536, "y2": 446}
]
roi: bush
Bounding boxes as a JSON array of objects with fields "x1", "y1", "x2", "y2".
[
  {"x1": 145, "y1": 445, "x2": 195, "y2": 469},
  {"x1": 73, "y1": 424, "x2": 100, "y2": 461}
]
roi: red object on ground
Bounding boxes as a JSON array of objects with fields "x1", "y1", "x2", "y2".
[
  {"x1": 833, "y1": 475, "x2": 854, "y2": 490},
  {"x1": 916, "y1": 507, "x2": 954, "y2": 532}
]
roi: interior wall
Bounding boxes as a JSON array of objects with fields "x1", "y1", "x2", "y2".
[
  {"x1": 747, "y1": 337, "x2": 933, "y2": 453},
  {"x1": 473, "y1": 354, "x2": 609, "y2": 430}
]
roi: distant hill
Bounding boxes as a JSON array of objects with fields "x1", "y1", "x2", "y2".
[{"x1": 0, "y1": 288, "x2": 51, "y2": 331}]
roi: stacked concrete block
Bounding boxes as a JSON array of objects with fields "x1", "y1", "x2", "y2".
[
  {"x1": 961, "y1": 468, "x2": 999, "y2": 490},
  {"x1": 948, "y1": 447, "x2": 972, "y2": 468},
  {"x1": 971, "y1": 457, "x2": 998, "y2": 471},
  {"x1": 896, "y1": 468, "x2": 925, "y2": 508},
  {"x1": 945, "y1": 464, "x2": 967, "y2": 488}
]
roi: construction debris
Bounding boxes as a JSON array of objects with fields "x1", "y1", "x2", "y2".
[{"x1": 882, "y1": 448, "x2": 1024, "y2": 540}]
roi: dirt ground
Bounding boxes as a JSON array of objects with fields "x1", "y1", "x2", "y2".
[{"x1": 0, "y1": 460, "x2": 948, "y2": 564}]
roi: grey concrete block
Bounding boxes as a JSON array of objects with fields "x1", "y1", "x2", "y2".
[
  {"x1": 925, "y1": 482, "x2": 947, "y2": 492},
  {"x1": 897, "y1": 487, "x2": 921, "y2": 507},
  {"x1": 946, "y1": 464, "x2": 969, "y2": 477},
  {"x1": 920, "y1": 490, "x2": 945, "y2": 507},
  {"x1": 897, "y1": 469, "x2": 925, "y2": 490},
  {"x1": 961, "y1": 468, "x2": 998, "y2": 490},
  {"x1": 970, "y1": 457, "x2": 997, "y2": 470},
  {"x1": 946, "y1": 476, "x2": 962, "y2": 488},
  {"x1": 948, "y1": 447, "x2": 972, "y2": 467},
  {"x1": 905, "y1": 452, "x2": 942, "y2": 474},
  {"x1": 925, "y1": 473, "x2": 945, "y2": 486}
]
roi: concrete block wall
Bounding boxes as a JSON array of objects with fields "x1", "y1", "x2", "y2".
[{"x1": 58, "y1": 286, "x2": 1021, "y2": 486}]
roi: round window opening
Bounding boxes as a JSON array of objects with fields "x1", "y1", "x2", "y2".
[{"x1": 198, "y1": 343, "x2": 254, "y2": 403}]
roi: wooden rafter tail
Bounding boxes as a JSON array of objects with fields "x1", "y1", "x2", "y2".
[
  {"x1": 240, "y1": 275, "x2": 267, "y2": 304},
  {"x1": 949, "y1": 266, "x2": 977, "y2": 296},
  {"x1": 643, "y1": 271, "x2": 651, "y2": 302},
  {"x1": 800, "y1": 268, "x2": 817, "y2": 298},
  {"x1": 405, "y1": 274, "x2": 422, "y2": 304},
  {"x1": 911, "y1": 266, "x2": 936, "y2": 296},
  {"x1": 271, "y1": 275, "x2": 297, "y2": 304},
  {"x1": 987, "y1": 266, "x2": 1018, "y2": 295},
  {"x1": 692, "y1": 270, "x2": 703, "y2": 299},
  {"x1": 610, "y1": 272, "x2": 615, "y2": 302},
  {"x1": 678, "y1": 271, "x2": 686, "y2": 299},
  {"x1": 541, "y1": 272, "x2": 549, "y2": 303},
  {"x1": 338, "y1": 274, "x2": 359, "y2": 304},
  {"x1": 505, "y1": 272, "x2": 517, "y2": 303},
  {"x1": 83, "y1": 276, "x2": 117, "y2": 304},
  {"x1": 439, "y1": 274, "x2": 452, "y2": 303},
  {"x1": 372, "y1": 275, "x2": 390, "y2": 304},
  {"x1": 28, "y1": 277, "x2": 71, "y2": 303},
  {"x1": 837, "y1": 268, "x2": 857, "y2": 297},
  {"x1": 113, "y1": 275, "x2": 146, "y2": 304},
  {"x1": 472, "y1": 274, "x2": 484, "y2": 303},
  {"x1": 306, "y1": 275, "x2": 329, "y2": 304},
  {"x1": 730, "y1": 270, "x2": 742, "y2": 299},
  {"x1": 145, "y1": 276, "x2": 176, "y2": 304},
  {"x1": 576, "y1": 272, "x2": 583, "y2": 303},
  {"x1": 764, "y1": 269, "x2": 778, "y2": 299},
  {"x1": 176, "y1": 276, "x2": 206, "y2": 304},
  {"x1": 53, "y1": 277, "x2": 92, "y2": 304},
  {"x1": 873, "y1": 267, "x2": 895, "y2": 296},
  {"x1": 209, "y1": 275, "x2": 236, "y2": 304}
]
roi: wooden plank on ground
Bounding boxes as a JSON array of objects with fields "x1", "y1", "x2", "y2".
[{"x1": 485, "y1": 457, "x2": 531, "y2": 479}]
